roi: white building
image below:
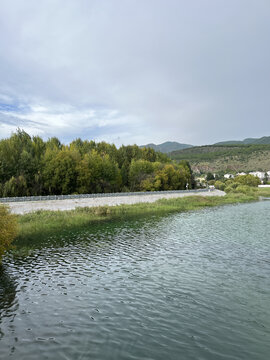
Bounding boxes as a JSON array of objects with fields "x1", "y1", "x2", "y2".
[
  {"x1": 224, "y1": 174, "x2": 234, "y2": 179},
  {"x1": 249, "y1": 171, "x2": 265, "y2": 180}
]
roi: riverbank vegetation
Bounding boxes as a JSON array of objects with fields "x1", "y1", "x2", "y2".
[
  {"x1": 0, "y1": 205, "x2": 18, "y2": 262},
  {"x1": 0, "y1": 186, "x2": 268, "y2": 252},
  {"x1": 213, "y1": 174, "x2": 261, "y2": 195},
  {"x1": 0, "y1": 129, "x2": 194, "y2": 197},
  {"x1": 15, "y1": 191, "x2": 264, "y2": 245}
]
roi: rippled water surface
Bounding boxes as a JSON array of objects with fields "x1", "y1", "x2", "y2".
[{"x1": 1, "y1": 201, "x2": 270, "y2": 359}]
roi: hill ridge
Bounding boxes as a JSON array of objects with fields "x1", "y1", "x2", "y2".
[
  {"x1": 214, "y1": 136, "x2": 270, "y2": 145},
  {"x1": 140, "y1": 141, "x2": 193, "y2": 153}
]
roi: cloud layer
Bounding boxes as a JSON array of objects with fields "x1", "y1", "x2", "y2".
[{"x1": 0, "y1": 0, "x2": 270, "y2": 145}]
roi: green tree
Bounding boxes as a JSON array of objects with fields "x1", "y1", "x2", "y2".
[
  {"x1": 206, "y1": 172, "x2": 215, "y2": 181},
  {"x1": 77, "y1": 151, "x2": 121, "y2": 193},
  {"x1": 129, "y1": 159, "x2": 155, "y2": 191},
  {"x1": 235, "y1": 174, "x2": 260, "y2": 187},
  {"x1": 154, "y1": 164, "x2": 189, "y2": 191},
  {"x1": 43, "y1": 149, "x2": 79, "y2": 194},
  {"x1": 3, "y1": 175, "x2": 28, "y2": 197}
]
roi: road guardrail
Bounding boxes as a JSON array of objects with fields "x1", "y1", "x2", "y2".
[{"x1": 0, "y1": 188, "x2": 211, "y2": 203}]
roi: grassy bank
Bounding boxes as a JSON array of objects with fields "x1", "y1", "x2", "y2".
[
  {"x1": 15, "y1": 191, "x2": 263, "y2": 244},
  {"x1": 257, "y1": 187, "x2": 270, "y2": 197}
]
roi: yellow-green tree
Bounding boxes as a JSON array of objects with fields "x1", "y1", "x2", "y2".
[
  {"x1": 235, "y1": 174, "x2": 260, "y2": 187},
  {"x1": 77, "y1": 151, "x2": 121, "y2": 194},
  {"x1": 0, "y1": 206, "x2": 18, "y2": 263},
  {"x1": 43, "y1": 148, "x2": 80, "y2": 194},
  {"x1": 128, "y1": 159, "x2": 155, "y2": 191}
]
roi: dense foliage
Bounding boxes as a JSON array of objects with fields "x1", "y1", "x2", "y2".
[
  {"x1": 0, "y1": 130, "x2": 194, "y2": 197},
  {"x1": 0, "y1": 206, "x2": 18, "y2": 262},
  {"x1": 214, "y1": 174, "x2": 261, "y2": 195}
]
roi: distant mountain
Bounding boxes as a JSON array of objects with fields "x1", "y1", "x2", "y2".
[
  {"x1": 169, "y1": 143, "x2": 270, "y2": 173},
  {"x1": 215, "y1": 136, "x2": 270, "y2": 145},
  {"x1": 140, "y1": 141, "x2": 193, "y2": 153}
]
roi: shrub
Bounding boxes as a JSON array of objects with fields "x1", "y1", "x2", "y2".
[
  {"x1": 0, "y1": 206, "x2": 18, "y2": 262},
  {"x1": 214, "y1": 180, "x2": 225, "y2": 191},
  {"x1": 235, "y1": 174, "x2": 260, "y2": 187},
  {"x1": 225, "y1": 179, "x2": 234, "y2": 186},
  {"x1": 234, "y1": 185, "x2": 257, "y2": 195},
  {"x1": 225, "y1": 184, "x2": 257, "y2": 195},
  {"x1": 224, "y1": 185, "x2": 234, "y2": 193}
]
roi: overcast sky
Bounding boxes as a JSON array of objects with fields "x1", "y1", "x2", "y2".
[{"x1": 0, "y1": 0, "x2": 269, "y2": 146}]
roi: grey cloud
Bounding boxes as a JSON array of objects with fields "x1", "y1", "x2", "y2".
[{"x1": 0, "y1": 0, "x2": 269, "y2": 145}]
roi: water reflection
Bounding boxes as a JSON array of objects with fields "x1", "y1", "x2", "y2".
[
  {"x1": 14, "y1": 215, "x2": 162, "y2": 252},
  {"x1": 0, "y1": 264, "x2": 18, "y2": 341},
  {"x1": 0, "y1": 202, "x2": 270, "y2": 360}
]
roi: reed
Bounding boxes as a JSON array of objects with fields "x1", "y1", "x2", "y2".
[
  {"x1": 257, "y1": 187, "x2": 270, "y2": 197},
  {"x1": 16, "y1": 192, "x2": 257, "y2": 244}
]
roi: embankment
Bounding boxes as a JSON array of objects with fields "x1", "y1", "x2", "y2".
[
  {"x1": 6, "y1": 189, "x2": 225, "y2": 215},
  {"x1": 14, "y1": 191, "x2": 259, "y2": 243}
]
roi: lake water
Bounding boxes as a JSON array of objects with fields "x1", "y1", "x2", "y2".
[{"x1": 0, "y1": 201, "x2": 270, "y2": 359}]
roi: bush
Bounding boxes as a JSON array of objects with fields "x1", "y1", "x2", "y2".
[
  {"x1": 225, "y1": 179, "x2": 234, "y2": 186},
  {"x1": 225, "y1": 184, "x2": 257, "y2": 195},
  {"x1": 231, "y1": 182, "x2": 239, "y2": 189},
  {"x1": 0, "y1": 206, "x2": 18, "y2": 262},
  {"x1": 214, "y1": 180, "x2": 225, "y2": 191},
  {"x1": 224, "y1": 185, "x2": 234, "y2": 193},
  {"x1": 235, "y1": 174, "x2": 260, "y2": 187},
  {"x1": 234, "y1": 185, "x2": 257, "y2": 195}
]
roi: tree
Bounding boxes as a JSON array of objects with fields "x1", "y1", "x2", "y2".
[
  {"x1": 154, "y1": 164, "x2": 189, "y2": 191},
  {"x1": 235, "y1": 174, "x2": 260, "y2": 187},
  {"x1": 43, "y1": 149, "x2": 79, "y2": 194},
  {"x1": 3, "y1": 175, "x2": 28, "y2": 197},
  {"x1": 77, "y1": 151, "x2": 121, "y2": 194},
  {"x1": 0, "y1": 129, "x2": 193, "y2": 196},
  {"x1": 129, "y1": 159, "x2": 154, "y2": 191},
  {"x1": 206, "y1": 172, "x2": 215, "y2": 181}
]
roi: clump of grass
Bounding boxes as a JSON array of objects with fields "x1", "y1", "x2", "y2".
[
  {"x1": 15, "y1": 192, "x2": 259, "y2": 245},
  {"x1": 257, "y1": 187, "x2": 270, "y2": 197},
  {"x1": 0, "y1": 205, "x2": 18, "y2": 262}
]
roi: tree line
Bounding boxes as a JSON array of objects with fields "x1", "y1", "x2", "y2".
[{"x1": 0, "y1": 130, "x2": 195, "y2": 197}]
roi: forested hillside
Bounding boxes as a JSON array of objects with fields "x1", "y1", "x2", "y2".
[
  {"x1": 0, "y1": 130, "x2": 194, "y2": 197},
  {"x1": 170, "y1": 144, "x2": 270, "y2": 173},
  {"x1": 140, "y1": 141, "x2": 193, "y2": 153},
  {"x1": 214, "y1": 136, "x2": 270, "y2": 145}
]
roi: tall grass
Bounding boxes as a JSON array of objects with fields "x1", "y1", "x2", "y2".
[
  {"x1": 0, "y1": 205, "x2": 18, "y2": 262},
  {"x1": 16, "y1": 192, "x2": 258, "y2": 244},
  {"x1": 257, "y1": 187, "x2": 270, "y2": 197}
]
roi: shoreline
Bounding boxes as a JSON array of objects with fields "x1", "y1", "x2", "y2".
[
  {"x1": 7, "y1": 189, "x2": 225, "y2": 215},
  {"x1": 14, "y1": 192, "x2": 257, "y2": 244}
]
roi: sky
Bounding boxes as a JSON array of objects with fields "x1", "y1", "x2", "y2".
[{"x1": 0, "y1": 0, "x2": 270, "y2": 146}]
